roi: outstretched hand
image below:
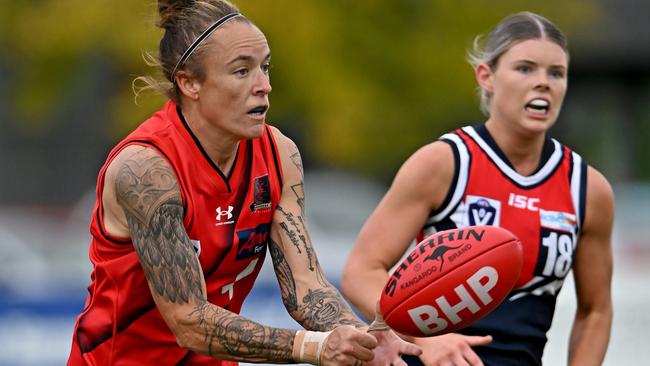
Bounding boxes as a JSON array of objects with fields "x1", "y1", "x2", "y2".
[{"x1": 414, "y1": 332, "x2": 492, "y2": 366}]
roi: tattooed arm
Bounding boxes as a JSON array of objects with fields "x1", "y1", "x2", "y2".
[
  {"x1": 267, "y1": 130, "x2": 365, "y2": 330},
  {"x1": 267, "y1": 129, "x2": 422, "y2": 366},
  {"x1": 102, "y1": 145, "x2": 296, "y2": 363}
]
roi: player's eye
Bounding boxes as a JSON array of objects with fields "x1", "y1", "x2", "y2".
[
  {"x1": 516, "y1": 65, "x2": 532, "y2": 74},
  {"x1": 262, "y1": 62, "x2": 271, "y2": 74}
]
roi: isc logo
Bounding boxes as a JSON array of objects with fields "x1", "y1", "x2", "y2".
[
  {"x1": 407, "y1": 266, "x2": 498, "y2": 335},
  {"x1": 508, "y1": 193, "x2": 539, "y2": 212}
]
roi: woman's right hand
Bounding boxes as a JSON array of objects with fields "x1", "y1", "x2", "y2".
[{"x1": 415, "y1": 333, "x2": 492, "y2": 366}]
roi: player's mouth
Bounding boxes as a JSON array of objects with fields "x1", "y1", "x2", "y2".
[
  {"x1": 247, "y1": 105, "x2": 268, "y2": 119},
  {"x1": 524, "y1": 98, "x2": 550, "y2": 116}
]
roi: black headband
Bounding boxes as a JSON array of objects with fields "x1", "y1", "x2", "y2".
[{"x1": 171, "y1": 12, "x2": 243, "y2": 80}]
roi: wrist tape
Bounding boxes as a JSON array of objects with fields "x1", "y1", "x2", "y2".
[{"x1": 292, "y1": 330, "x2": 331, "y2": 365}]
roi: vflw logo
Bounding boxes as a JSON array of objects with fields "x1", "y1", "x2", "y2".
[
  {"x1": 465, "y1": 195, "x2": 501, "y2": 226},
  {"x1": 216, "y1": 205, "x2": 234, "y2": 226}
]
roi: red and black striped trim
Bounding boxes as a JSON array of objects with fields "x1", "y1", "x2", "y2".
[{"x1": 265, "y1": 125, "x2": 284, "y2": 190}]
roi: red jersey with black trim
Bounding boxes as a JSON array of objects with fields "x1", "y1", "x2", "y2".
[
  {"x1": 67, "y1": 100, "x2": 284, "y2": 366},
  {"x1": 417, "y1": 124, "x2": 587, "y2": 366}
]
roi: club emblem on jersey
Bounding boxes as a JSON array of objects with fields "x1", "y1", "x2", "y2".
[
  {"x1": 466, "y1": 195, "x2": 501, "y2": 226},
  {"x1": 236, "y1": 223, "x2": 270, "y2": 260},
  {"x1": 250, "y1": 175, "x2": 272, "y2": 213}
]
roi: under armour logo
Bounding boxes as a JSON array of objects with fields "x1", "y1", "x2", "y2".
[{"x1": 216, "y1": 206, "x2": 234, "y2": 221}]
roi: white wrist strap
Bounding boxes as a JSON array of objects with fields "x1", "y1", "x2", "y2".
[{"x1": 292, "y1": 330, "x2": 331, "y2": 365}]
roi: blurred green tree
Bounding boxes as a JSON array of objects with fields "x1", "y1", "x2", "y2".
[
  {"x1": 2, "y1": 0, "x2": 600, "y2": 179},
  {"x1": 240, "y1": 0, "x2": 600, "y2": 178}
]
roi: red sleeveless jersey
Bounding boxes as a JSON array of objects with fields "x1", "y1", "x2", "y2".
[
  {"x1": 419, "y1": 124, "x2": 587, "y2": 365},
  {"x1": 68, "y1": 100, "x2": 283, "y2": 366}
]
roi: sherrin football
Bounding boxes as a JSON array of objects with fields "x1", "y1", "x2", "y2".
[{"x1": 379, "y1": 225, "x2": 523, "y2": 337}]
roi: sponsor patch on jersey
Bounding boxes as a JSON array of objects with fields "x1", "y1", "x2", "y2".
[
  {"x1": 539, "y1": 209, "x2": 576, "y2": 233},
  {"x1": 236, "y1": 223, "x2": 270, "y2": 260},
  {"x1": 250, "y1": 175, "x2": 272, "y2": 212},
  {"x1": 465, "y1": 195, "x2": 501, "y2": 226}
]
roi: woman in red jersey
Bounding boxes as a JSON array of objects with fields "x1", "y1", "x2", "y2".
[
  {"x1": 66, "y1": 1, "x2": 420, "y2": 365},
  {"x1": 342, "y1": 11, "x2": 614, "y2": 366}
]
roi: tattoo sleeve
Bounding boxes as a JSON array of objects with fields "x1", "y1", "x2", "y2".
[
  {"x1": 273, "y1": 144, "x2": 366, "y2": 330},
  {"x1": 269, "y1": 238, "x2": 298, "y2": 312},
  {"x1": 290, "y1": 150, "x2": 303, "y2": 178},
  {"x1": 189, "y1": 303, "x2": 294, "y2": 362},
  {"x1": 114, "y1": 150, "x2": 295, "y2": 362},
  {"x1": 115, "y1": 153, "x2": 204, "y2": 304},
  {"x1": 273, "y1": 204, "x2": 365, "y2": 329}
]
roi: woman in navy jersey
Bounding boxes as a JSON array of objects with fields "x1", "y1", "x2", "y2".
[
  {"x1": 66, "y1": 1, "x2": 420, "y2": 365},
  {"x1": 342, "y1": 11, "x2": 614, "y2": 366}
]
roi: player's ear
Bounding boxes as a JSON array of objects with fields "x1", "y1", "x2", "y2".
[
  {"x1": 175, "y1": 71, "x2": 201, "y2": 100},
  {"x1": 475, "y1": 63, "x2": 494, "y2": 94}
]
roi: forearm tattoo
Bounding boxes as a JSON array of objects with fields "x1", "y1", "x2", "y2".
[
  {"x1": 116, "y1": 154, "x2": 204, "y2": 304},
  {"x1": 274, "y1": 204, "x2": 364, "y2": 329},
  {"x1": 269, "y1": 238, "x2": 298, "y2": 312},
  {"x1": 189, "y1": 303, "x2": 294, "y2": 361},
  {"x1": 296, "y1": 288, "x2": 366, "y2": 330},
  {"x1": 277, "y1": 205, "x2": 317, "y2": 273}
]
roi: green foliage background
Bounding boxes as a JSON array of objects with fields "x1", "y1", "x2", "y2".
[{"x1": 1, "y1": 1, "x2": 602, "y2": 180}]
